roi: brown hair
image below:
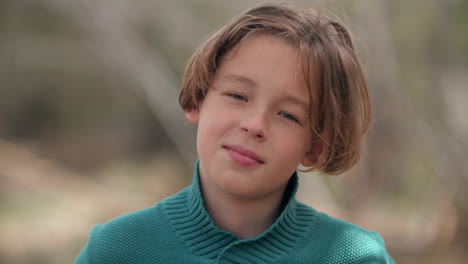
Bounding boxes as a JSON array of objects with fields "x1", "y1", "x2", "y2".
[{"x1": 179, "y1": 3, "x2": 370, "y2": 175}]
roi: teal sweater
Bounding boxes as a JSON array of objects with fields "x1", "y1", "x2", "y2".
[{"x1": 75, "y1": 163, "x2": 395, "y2": 263}]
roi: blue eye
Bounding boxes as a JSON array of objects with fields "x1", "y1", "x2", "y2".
[
  {"x1": 228, "y1": 93, "x2": 247, "y2": 101},
  {"x1": 279, "y1": 112, "x2": 299, "y2": 123}
]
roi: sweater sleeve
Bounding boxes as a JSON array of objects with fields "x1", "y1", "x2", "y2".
[{"x1": 74, "y1": 224, "x2": 104, "y2": 264}]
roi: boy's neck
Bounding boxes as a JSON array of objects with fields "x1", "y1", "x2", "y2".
[{"x1": 200, "y1": 181, "x2": 287, "y2": 240}]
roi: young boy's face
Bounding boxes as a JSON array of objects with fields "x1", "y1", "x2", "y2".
[{"x1": 186, "y1": 33, "x2": 318, "y2": 199}]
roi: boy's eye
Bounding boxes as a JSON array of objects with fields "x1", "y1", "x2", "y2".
[
  {"x1": 279, "y1": 112, "x2": 299, "y2": 123},
  {"x1": 227, "y1": 93, "x2": 247, "y2": 102}
]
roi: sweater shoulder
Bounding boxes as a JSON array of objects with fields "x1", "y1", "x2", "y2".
[
  {"x1": 75, "y1": 195, "x2": 184, "y2": 264},
  {"x1": 88, "y1": 188, "x2": 190, "y2": 246},
  {"x1": 79, "y1": 205, "x2": 163, "y2": 262},
  {"x1": 293, "y1": 202, "x2": 395, "y2": 263},
  {"x1": 96, "y1": 204, "x2": 163, "y2": 237}
]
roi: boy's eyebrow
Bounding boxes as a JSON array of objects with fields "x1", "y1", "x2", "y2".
[
  {"x1": 283, "y1": 95, "x2": 310, "y2": 114},
  {"x1": 222, "y1": 73, "x2": 310, "y2": 113},
  {"x1": 221, "y1": 74, "x2": 257, "y2": 87}
]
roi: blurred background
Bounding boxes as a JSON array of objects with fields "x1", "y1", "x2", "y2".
[{"x1": 1, "y1": 0, "x2": 467, "y2": 263}]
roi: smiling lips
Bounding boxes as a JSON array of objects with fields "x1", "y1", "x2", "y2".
[{"x1": 224, "y1": 145, "x2": 264, "y2": 167}]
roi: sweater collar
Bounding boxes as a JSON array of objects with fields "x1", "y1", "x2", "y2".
[{"x1": 163, "y1": 160, "x2": 315, "y2": 262}]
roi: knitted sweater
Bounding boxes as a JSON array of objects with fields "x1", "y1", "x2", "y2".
[{"x1": 75, "y1": 163, "x2": 395, "y2": 263}]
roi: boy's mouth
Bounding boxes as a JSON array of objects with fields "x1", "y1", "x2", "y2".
[{"x1": 223, "y1": 145, "x2": 264, "y2": 165}]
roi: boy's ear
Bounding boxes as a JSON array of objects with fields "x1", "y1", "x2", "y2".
[
  {"x1": 185, "y1": 108, "x2": 200, "y2": 124},
  {"x1": 301, "y1": 140, "x2": 323, "y2": 167}
]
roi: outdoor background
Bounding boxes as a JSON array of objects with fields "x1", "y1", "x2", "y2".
[{"x1": 1, "y1": 0, "x2": 468, "y2": 263}]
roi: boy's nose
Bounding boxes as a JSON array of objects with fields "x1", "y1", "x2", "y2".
[{"x1": 239, "y1": 113, "x2": 268, "y2": 140}]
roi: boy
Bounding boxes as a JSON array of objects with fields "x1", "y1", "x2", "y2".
[{"x1": 76, "y1": 3, "x2": 395, "y2": 263}]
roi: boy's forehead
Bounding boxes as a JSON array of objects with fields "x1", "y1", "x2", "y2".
[
  {"x1": 219, "y1": 34, "x2": 302, "y2": 74},
  {"x1": 215, "y1": 33, "x2": 316, "y2": 96},
  {"x1": 221, "y1": 33, "x2": 314, "y2": 76}
]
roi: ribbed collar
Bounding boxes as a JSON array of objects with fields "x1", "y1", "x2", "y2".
[{"x1": 163, "y1": 161, "x2": 316, "y2": 263}]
